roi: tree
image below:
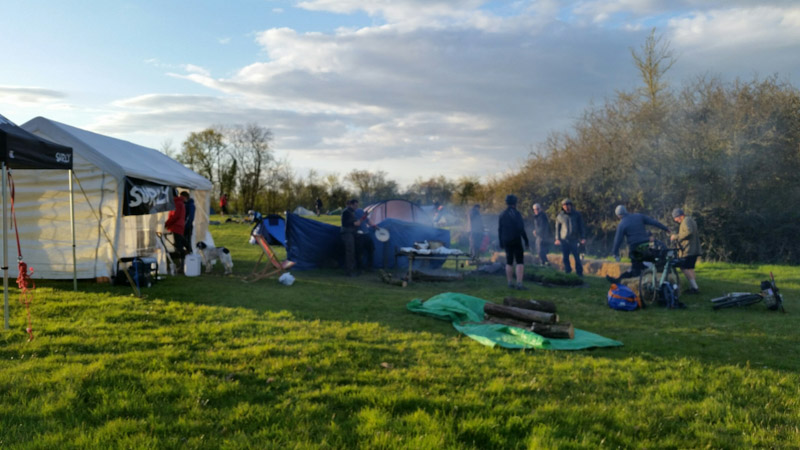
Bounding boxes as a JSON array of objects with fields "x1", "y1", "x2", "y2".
[
  {"x1": 345, "y1": 170, "x2": 399, "y2": 204},
  {"x1": 179, "y1": 128, "x2": 226, "y2": 195},
  {"x1": 631, "y1": 27, "x2": 676, "y2": 110},
  {"x1": 228, "y1": 124, "x2": 274, "y2": 212}
]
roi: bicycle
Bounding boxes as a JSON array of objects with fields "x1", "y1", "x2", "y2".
[
  {"x1": 637, "y1": 238, "x2": 685, "y2": 308},
  {"x1": 710, "y1": 272, "x2": 786, "y2": 312}
]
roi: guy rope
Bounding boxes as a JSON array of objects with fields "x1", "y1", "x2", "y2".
[{"x1": 7, "y1": 168, "x2": 35, "y2": 341}]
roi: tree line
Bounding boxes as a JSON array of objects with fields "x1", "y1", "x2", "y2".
[{"x1": 171, "y1": 30, "x2": 800, "y2": 264}]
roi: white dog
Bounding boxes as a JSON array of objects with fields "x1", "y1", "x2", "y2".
[{"x1": 196, "y1": 241, "x2": 233, "y2": 275}]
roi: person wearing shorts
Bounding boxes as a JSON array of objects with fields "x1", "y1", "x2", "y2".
[
  {"x1": 498, "y1": 194, "x2": 529, "y2": 290},
  {"x1": 671, "y1": 208, "x2": 701, "y2": 294}
]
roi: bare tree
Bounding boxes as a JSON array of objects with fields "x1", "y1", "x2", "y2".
[{"x1": 631, "y1": 27, "x2": 677, "y2": 110}]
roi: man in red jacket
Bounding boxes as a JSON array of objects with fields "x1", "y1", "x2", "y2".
[{"x1": 165, "y1": 191, "x2": 187, "y2": 273}]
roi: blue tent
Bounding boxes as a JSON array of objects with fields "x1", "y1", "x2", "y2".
[
  {"x1": 285, "y1": 213, "x2": 450, "y2": 270},
  {"x1": 252, "y1": 213, "x2": 287, "y2": 247}
]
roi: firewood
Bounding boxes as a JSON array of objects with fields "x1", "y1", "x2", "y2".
[
  {"x1": 530, "y1": 322, "x2": 574, "y2": 339},
  {"x1": 484, "y1": 302, "x2": 558, "y2": 324},
  {"x1": 483, "y1": 317, "x2": 574, "y2": 339},
  {"x1": 503, "y1": 297, "x2": 557, "y2": 313}
]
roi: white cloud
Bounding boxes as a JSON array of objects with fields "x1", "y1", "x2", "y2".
[
  {"x1": 78, "y1": 1, "x2": 800, "y2": 186},
  {"x1": 0, "y1": 86, "x2": 66, "y2": 105}
]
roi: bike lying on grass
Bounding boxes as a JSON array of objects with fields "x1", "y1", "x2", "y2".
[
  {"x1": 710, "y1": 272, "x2": 786, "y2": 312},
  {"x1": 636, "y1": 238, "x2": 686, "y2": 309}
]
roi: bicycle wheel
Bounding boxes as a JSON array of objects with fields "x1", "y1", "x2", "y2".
[
  {"x1": 638, "y1": 267, "x2": 658, "y2": 304},
  {"x1": 711, "y1": 293, "x2": 762, "y2": 310}
]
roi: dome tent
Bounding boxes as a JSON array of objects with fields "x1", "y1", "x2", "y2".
[{"x1": 363, "y1": 199, "x2": 431, "y2": 225}]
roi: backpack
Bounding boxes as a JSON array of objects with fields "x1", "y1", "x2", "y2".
[{"x1": 608, "y1": 283, "x2": 642, "y2": 311}]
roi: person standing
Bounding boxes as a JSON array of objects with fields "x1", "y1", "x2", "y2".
[
  {"x1": 180, "y1": 191, "x2": 195, "y2": 255},
  {"x1": 606, "y1": 205, "x2": 669, "y2": 283},
  {"x1": 467, "y1": 204, "x2": 484, "y2": 260},
  {"x1": 219, "y1": 193, "x2": 229, "y2": 216},
  {"x1": 498, "y1": 194, "x2": 530, "y2": 290},
  {"x1": 315, "y1": 197, "x2": 323, "y2": 216},
  {"x1": 341, "y1": 199, "x2": 363, "y2": 276},
  {"x1": 530, "y1": 203, "x2": 551, "y2": 266},
  {"x1": 355, "y1": 208, "x2": 375, "y2": 271},
  {"x1": 165, "y1": 190, "x2": 187, "y2": 274},
  {"x1": 671, "y1": 208, "x2": 701, "y2": 294},
  {"x1": 554, "y1": 198, "x2": 586, "y2": 277}
]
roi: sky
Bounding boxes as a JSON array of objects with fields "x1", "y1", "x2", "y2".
[{"x1": 2, "y1": 0, "x2": 799, "y2": 187}]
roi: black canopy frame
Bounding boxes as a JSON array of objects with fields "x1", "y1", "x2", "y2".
[{"x1": 1, "y1": 116, "x2": 74, "y2": 331}]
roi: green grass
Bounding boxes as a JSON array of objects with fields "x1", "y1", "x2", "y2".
[{"x1": 1, "y1": 217, "x2": 798, "y2": 448}]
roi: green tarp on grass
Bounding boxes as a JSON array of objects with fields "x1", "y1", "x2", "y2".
[{"x1": 407, "y1": 292, "x2": 623, "y2": 350}]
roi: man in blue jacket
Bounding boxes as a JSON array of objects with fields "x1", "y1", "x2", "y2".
[
  {"x1": 606, "y1": 205, "x2": 669, "y2": 284},
  {"x1": 498, "y1": 194, "x2": 529, "y2": 290}
]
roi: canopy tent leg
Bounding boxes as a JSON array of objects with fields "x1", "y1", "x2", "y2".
[{"x1": 69, "y1": 170, "x2": 77, "y2": 291}]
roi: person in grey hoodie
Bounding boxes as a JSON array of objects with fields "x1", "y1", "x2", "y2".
[
  {"x1": 606, "y1": 205, "x2": 669, "y2": 284},
  {"x1": 554, "y1": 199, "x2": 586, "y2": 276}
]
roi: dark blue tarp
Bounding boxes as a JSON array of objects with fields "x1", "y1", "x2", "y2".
[
  {"x1": 286, "y1": 213, "x2": 344, "y2": 270},
  {"x1": 285, "y1": 213, "x2": 451, "y2": 271}
]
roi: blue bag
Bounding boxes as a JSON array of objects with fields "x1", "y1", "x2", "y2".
[{"x1": 608, "y1": 283, "x2": 641, "y2": 311}]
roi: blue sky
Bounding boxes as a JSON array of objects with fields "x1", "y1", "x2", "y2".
[{"x1": 2, "y1": 1, "x2": 799, "y2": 186}]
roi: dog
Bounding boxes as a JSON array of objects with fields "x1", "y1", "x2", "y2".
[{"x1": 196, "y1": 241, "x2": 233, "y2": 275}]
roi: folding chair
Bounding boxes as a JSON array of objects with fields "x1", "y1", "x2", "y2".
[{"x1": 246, "y1": 234, "x2": 295, "y2": 282}]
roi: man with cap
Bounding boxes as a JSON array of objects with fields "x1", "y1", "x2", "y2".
[
  {"x1": 530, "y1": 203, "x2": 551, "y2": 266},
  {"x1": 670, "y1": 208, "x2": 701, "y2": 294},
  {"x1": 554, "y1": 199, "x2": 586, "y2": 276},
  {"x1": 606, "y1": 205, "x2": 669, "y2": 284},
  {"x1": 498, "y1": 194, "x2": 530, "y2": 290}
]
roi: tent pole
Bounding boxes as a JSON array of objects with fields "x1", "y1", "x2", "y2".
[
  {"x1": 69, "y1": 170, "x2": 77, "y2": 291},
  {"x1": 3, "y1": 162, "x2": 9, "y2": 330}
]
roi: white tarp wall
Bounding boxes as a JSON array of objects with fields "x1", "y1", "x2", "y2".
[{"x1": 7, "y1": 117, "x2": 212, "y2": 279}]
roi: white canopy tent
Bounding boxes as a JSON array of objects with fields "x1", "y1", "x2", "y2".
[{"x1": 11, "y1": 116, "x2": 213, "y2": 280}]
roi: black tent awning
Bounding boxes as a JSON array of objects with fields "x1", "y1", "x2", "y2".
[{"x1": 0, "y1": 122, "x2": 73, "y2": 170}]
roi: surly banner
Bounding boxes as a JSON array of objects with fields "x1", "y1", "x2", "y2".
[{"x1": 123, "y1": 177, "x2": 175, "y2": 216}]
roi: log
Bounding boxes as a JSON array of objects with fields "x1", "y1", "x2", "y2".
[
  {"x1": 503, "y1": 297, "x2": 557, "y2": 314},
  {"x1": 484, "y1": 316, "x2": 532, "y2": 329},
  {"x1": 484, "y1": 302, "x2": 558, "y2": 324},
  {"x1": 530, "y1": 322, "x2": 574, "y2": 339},
  {"x1": 483, "y1": 317, "x2": 574, "y2": 339}
]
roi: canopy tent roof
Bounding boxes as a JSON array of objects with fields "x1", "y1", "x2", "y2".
[
  {"x1": 21, "y1": 116, "x2": 210, "y2": 190},
  {"x1": 1, "y1": 114, "x2": 73, "y2": 170},
  {"x1": 363, "y1": 199, "x2": 431, "y2": 225}
]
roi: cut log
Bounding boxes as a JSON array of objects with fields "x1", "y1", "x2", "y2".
[
  {"x1": 503, "y1": 297, "x2": 557, "y2": 314},
  {"x1": 484, "y1": 302, "x2": 558, "y2": 324},
  {"x1": 483, "y1": 317, "x2": 574, "y2": 339},
  {"x1": 530, "y1": 322, "x2": 574, "y2": 339},
  {"x1": 483, "y1": 316, "x2": 532, "y2": 329}
]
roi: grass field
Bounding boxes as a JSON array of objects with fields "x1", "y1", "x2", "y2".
[{"x1": 1, "y1": 216, "x2": 798, "y2": 448}]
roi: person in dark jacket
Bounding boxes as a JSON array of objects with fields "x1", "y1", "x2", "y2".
[
  {"x1": 341, "y1": 199, "x2": 363, "y2": 276},
  {"x1": 606, "y1": 205, "x2": 669, "y2": 284},
  {"x1": 530, "y1": 203, "x2": 551, "y2": 266},
  {"x1": 468, "y1": 204, "x2": 484, "y2": 260},
  {"x1": 554, "y1": 199, "x2": 586, "y2": 276},
  {"x1": 355, "y1": 208, "x2": 374, "y2": 271},
  {"x1": 498, "y1": 194, "x2": 529, "y2": 290},
  {"x1": 180, "y1": 191, "x2": 195, "y2": 255}
]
